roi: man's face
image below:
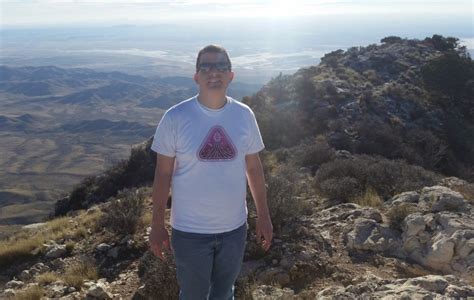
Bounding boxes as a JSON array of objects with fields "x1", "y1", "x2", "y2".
[{"x1": 194, "y1": 52, "x2": 234, "y2": 93}]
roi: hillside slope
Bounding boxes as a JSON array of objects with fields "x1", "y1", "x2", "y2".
[{"x1": 244, "y1": 34, "x2": 473, "y2": 180}]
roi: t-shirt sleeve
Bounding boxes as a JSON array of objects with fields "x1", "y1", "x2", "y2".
[
  {"x1": 151, "y1": 110, "x2": 176, "y2": 157},
  {"x1": 246, "y1": 109, "x2": 265, "y2": 155}
]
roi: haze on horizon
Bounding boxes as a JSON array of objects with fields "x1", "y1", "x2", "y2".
[{"x1": 1, "y1": 0, "x2": 472, "y2": 27}]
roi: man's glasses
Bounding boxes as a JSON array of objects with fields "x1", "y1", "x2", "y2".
[{"x1": 197, "y1": 62, "x2": 231, "y2": 73}]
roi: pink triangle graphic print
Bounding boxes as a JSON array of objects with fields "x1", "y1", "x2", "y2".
[{"x1": 198, "y1": 126, "x2": 237, "y2": 161}]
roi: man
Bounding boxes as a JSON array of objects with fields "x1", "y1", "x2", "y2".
[{"x1": 149, "y1": 44, "x2": 273, "y2": 299}]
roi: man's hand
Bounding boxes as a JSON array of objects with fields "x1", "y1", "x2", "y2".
[
  {"x1": 149, "y1": 226, "x2": 172, "y2": 261},
  {"x1": 256, "y1": 214, "x2": 273, "y2": 251}
]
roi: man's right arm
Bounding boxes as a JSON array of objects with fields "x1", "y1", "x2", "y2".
[{"x1": 149, "y1": 153, "x2": 175, "y2": 260}]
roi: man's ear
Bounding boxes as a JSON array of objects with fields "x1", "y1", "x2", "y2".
[
  {"x1": 193, "y1": 73, "x2": 198, "y2": 84},
  {"x1": 228, "y1": 71, "x2": 234, "y2": 82}
]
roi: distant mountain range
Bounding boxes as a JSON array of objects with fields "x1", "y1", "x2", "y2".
[{"x1": 0, "y1": 65, "x2": 262, "y2": 226}]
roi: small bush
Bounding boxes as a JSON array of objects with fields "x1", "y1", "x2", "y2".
[
  {"x1": 266, "y1": 167, "x2": 311, "y2": 234},
  {"x1": 13, "y1": 285, "x2": 44, "y2": 300},
  {"x1": 296, "y1": 136, "x2": 336, "y2": 170},
  {"x1": 101, "y1": 189, "x2": 146, "y2": 235},
  {"x1": 65, "y1": 241, "x2": 75, "y2": 255},
  {"x1": 386, "y1": 203, "x2": 416, "y2": 231},
  {"x1": 63, "y1": 261, "x2": 98, "y2": 289},
  {"x1": 381, "y1": 36, "x2": 403, "y2": 44},
  {"x1": 36, "y1": 272, "x2": 59, "y2": 286},
  {"x1": 136, "y1": 251, "x2": 179, "y2": 300},
  {"x1": 317, "y1": 177, "x2": 362, "y2": 203},
  {"x1": 354, "y1": 118, "x2": 404, "y2": 159},
  {"x1": 421, "y1": 52, "x2": 473, "y2": 98}
]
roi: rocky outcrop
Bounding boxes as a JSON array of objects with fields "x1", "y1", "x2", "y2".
[
  {"x1": 317, "y1": 275, "x2": 474, "y2": 298},
  {"x1": 401, "y1": 211, "x2": 474, "y2": 275},
  {"x1": 345, "y1": 185, "x2": 473, "y2": 281}
]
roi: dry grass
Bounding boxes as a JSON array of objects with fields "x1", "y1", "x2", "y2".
[
  {"x1": 36, "y1": 272, "x2": 59, "y2": 286},
  {"x1": 62, "y1": 261, "x2": 99, "y2": 289},
  {"x1": 0, "y1": 210, "x2": 102, "y2": 269},
  {"x1": 74, "y1": 209, "x2": 103, "y2": 238},
  {"x1": 13, "y1": 285, "x2": 44, "y2": 300},
  {"x1": 352, "y1": 187, "x2": 383, "y2": 208}
]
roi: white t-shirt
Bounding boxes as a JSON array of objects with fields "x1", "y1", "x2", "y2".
[{"x1": 151, "y1": 95, "x2": 265, "y2": 233}]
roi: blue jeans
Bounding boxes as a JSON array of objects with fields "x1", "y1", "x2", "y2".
[{"x1": 171, "y1": 223, "x2": 247, "y2": 300}]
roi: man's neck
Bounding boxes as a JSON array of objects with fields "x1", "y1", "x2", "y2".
[{"x1": 197, "y1": 91, "x2": 227, "y2": 109}]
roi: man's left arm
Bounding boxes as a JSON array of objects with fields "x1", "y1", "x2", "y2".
[{"x1": 246, "y1": 153, "x2": 273, "y2": 251}]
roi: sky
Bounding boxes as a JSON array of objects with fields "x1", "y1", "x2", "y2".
[{"x1": 1, "y1": 0, "x2": 473, "y2": 27}]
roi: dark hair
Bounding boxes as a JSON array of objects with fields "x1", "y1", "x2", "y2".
[{"x1": 196, "y1": 44, "x2": 232, "y2": 72}]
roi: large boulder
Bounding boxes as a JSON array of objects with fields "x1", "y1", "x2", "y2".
[
  {"x1": 419, "y1": 186, "x2": 467, "y2": 212},
  {"x1": 45, "y1": 242, "x2": 67, "y2": 259}
]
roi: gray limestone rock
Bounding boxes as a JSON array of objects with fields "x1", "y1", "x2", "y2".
[
  {"x1": 419, "y1": 186, "x2": 467, "y2": 212},
  {"x1": 317, "y1": 275, "x2": 473, "y2": 298},
  {"x1": 388, "y1": 191, "x2": 420, "y2": 206},
  {"x1": 86, "y1": 282, "x2": 112, "y2": 300},
  {"x1": 18, "y1": 270, "x2": 32, "y2": 281},
  {"x1": 403, "y1": 275, "x2": 449, "y2": 294},
  {"x1": 45, "y1": 243, "x2": 67, "y2": 259},
  {"x1": 5, "y1": 279, "x2": 24, "y2": 289},
  {"x1": 31, "y1": 262, "x2": 50, "y2": 274},
  {"x1": 96, "y1": 243, "x2": 112, "y2": 252},
  {"x1": 346, "y1": 218, "x2": 402, "y2": 254}
]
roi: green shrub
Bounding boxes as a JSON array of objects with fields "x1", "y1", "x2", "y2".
[
  {"x1": 422, "y1": 52, "x2": 473, "y2": 98},
  {"x1": 354, "y1": 118, "x2": 404, "y2": 159},
  {"x1": 247, "y1": 165, "x2": 311, "y2": 235},
  {"x1": 425, "y1": 34, "x2": 460, "y2": 52},
  {"x1": 295, "y1": 136, "x2": 336, "y2": 169},
  {"x1": 381, "y1": 36, "x2": 403, "y2": 44},
  {"x1": 317, "y1": 176, "x2": 362, "y2": 203},
  {"x1": 315, "y1": 155, "x2": 441, "y2": 203},
  {"x1": 100, "y1": 189, "x2": 145, "y2": 235}
]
